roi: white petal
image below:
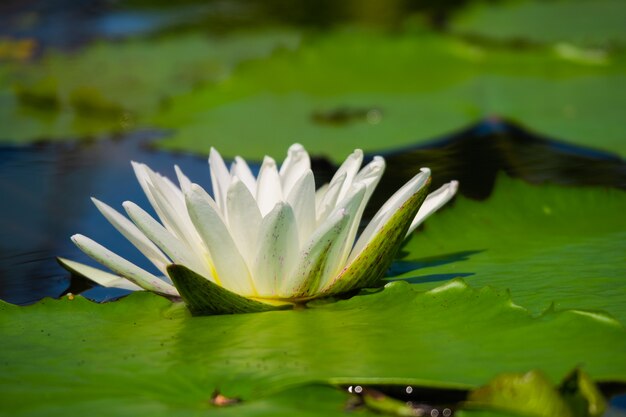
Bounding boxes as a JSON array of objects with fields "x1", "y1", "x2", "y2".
[
  {"x1": 58, "y1": 257, "x2": 144, "y2": 292},
  {"x1": 316, "y1": 172, "x2": 346, "y2": 225},
  {"x1": 279, "y1": 143, "x2": 311, "y2": 196},
  {"x1": 285, "y1": 170, "x2": 316, "y2": 245},
  {"x1": 123, "y1": 201, "x2": 213, "y2": 280},
  {"x1": 131, "y1": 161, "x2": 161, "y2": 220},
  {"x1": 256, "y1": 156, "x2": 283, "y2": 217},
  {"x1": 143, "y1": 168, "x2": 207, "y2": 242},
  {"x1": 279, "y1": 208, "x2": 351, "y2": 298},
  {"x1": 333, "y1": 149, "x2": 363, "y2": 202},
  {"x1": 349, "y1": 168, "x2": 431, "y2": 263},
  {"x1": 186, "y1": 184, "x2": 256, "y2": 296},
  {"x1": 406, "y1": 180, "x2": 458, "y2": 237},
  {"x1": 91, "y1": 198, "x2": 170, "y2": 274},
  {"x1": 70, "y1": 234, "x2": 178, "y2": 296},
  {"x1": 142, "y1": 174, "x2": 208, "y2": 264},
  {"x1": 231, "y1": 156, "x2": 257, "y2": 195},
  {"x1": 336, "y1": 156, "x2": 386, "y2": 258},
  {"x1": 132, "y1": 162, "x2": 188, "y2": 239},
  {"x1": 318, "y1": 184, "x2": 367, "y2": 288},
  {"x1": 175, "y1": 165, "x2": 192, "y2": 195},
  {"x1": 226, "y1": 178, "x2": 263, "y2": 266},
  {"x1": 209, "y1": 147, "x2": 231, "y2": 212},
  {"x1": 253, "y1": 202, "x2": 299, "y2": 297},
  {"x1": 354, "y1": 156, "x2": 386, "y2": 206}
]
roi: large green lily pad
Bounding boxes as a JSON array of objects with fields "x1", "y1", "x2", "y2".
[
  {"x1": 152, "y1": 30, "x2": 626, "y2": 160},
  {"x1": 3, "y1": 29, "x2": 624, "y2": 159},
  {"x1": 1, "y1": 273, "x2": 625, "y2": 416},
  {"x1": 395, "y1": 176, "x2": 626, "y2": 322},
  {"x1": 451, "y1": 0, "x2": 626, "y2": 47}
]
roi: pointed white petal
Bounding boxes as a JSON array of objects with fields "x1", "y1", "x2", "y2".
[
  {"x1": 256, "y1": 156, "x2": 283, "y2": 217},
  {"x1": 58, "y1": 257, "x2": 144, "y2": 291},
  {"x1": 231, "y1": 156, "x2": 257, "y2": 195},
  {"x1": 406, "y1": 180, "x2": 458, "y2": 236},
  {"x1": 209, "y1": 147, "x2": 231, "y2": 212},
  {"x1": 317, "y1": 184, "x2": 366, "y2": 289},
  {"x1": 131, "y1": 161, "x2": 161, "y2": 220},
  {"x1": 186, "y1": 184, "x2": 256, "y2": 296},
  {"x1": 354, "y1": 156, "x2": 386, "y2": 206},
  {"x1": 253, "y1": 202, "x2": 299, "y2": 297},
  {"x1": 333, "y1": 149, "x2": 363, "y2": 202},
  {"x1": 159, "y1": 173, "x2": 185, "y2": 204},
  {"x1": 349, "y1": 168, "x2": 431, "y2": 263},
  {"x1": 332, "y1": 183, "x2": 367, "y2": 271},
  {"x1": 285, "y1": 170, "x2": 316, "y2": 245},
  {"x1": 316, "y1": 172, "x2": 346, "y2": 225},
  {"x1": 175, "y1": 165, "x2": 192, "y2": 195},
  {"x1": 336, "y1": 156, "x2": 386, "y2": 258},
  {"x1": 70, "y1": 234, "x2": 178, "y2": 296},
  {"x1": 226, "y1": 178, "x2": 263, "y2": 266},
  {"x1": 91, "y1": 198, "x2": 170, "y2": 274},
  {"x1": 279, "y1": 208, "x2": 351, "y2": 298},
  {"x1": 320, "y1": 177, "x2": 430, "y2": 296},
  {"x1": 123, "y1": 201, "x2": 213, "y2": 280},
  {"x1": 279, "y1": 143, "x2": 311, "y2": 196},
  {"x1": 132, "y1": 162, "x2": 190, "y2": 241},
  {"x1": 143, "y1": 168, "x2": 210, "y2": 255}
]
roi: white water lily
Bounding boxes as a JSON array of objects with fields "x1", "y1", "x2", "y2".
[{"x1": 59, "y1": 144, "x2": 457, "y2": 315}]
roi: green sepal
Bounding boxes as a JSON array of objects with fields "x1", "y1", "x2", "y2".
[
  {"x1": 321, "y1": 177, "x2": 431, "y2": 297},
  {"x1": 559, "y1": 369, "x2": 607, "y2": 417},
  {"x1": 167, "y1": 264, "x2": 292, "y2": 316}
]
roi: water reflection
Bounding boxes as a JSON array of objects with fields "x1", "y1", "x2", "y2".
[
  {"x1": 363, "y1": 117, "x2": 626, "y2": 204},
  {"x1": 0, "y1": 130, "x2": 224, "y2": 304}
]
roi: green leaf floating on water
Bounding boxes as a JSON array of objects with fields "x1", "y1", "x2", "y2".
[
  {"x1": 451, "y1": 0, "x2": 626, "y2": 48},
  {"x1": 2, "y1": 28, "x2": 625, "y2": 158},
  {"x1": 394, "y1": 176, "x2": 626, "y2": 323},
  {"x1": 153, "y1": 30, "x2": 626, "y2": 160},
  {"x1": 1, "y1": 275, "x2": 625, "y2": 416},
  {"x1": 465, "y1": 369, "x2": 605, "y2": 417}
]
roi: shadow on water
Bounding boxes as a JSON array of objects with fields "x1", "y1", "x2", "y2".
[
  {"x1": 312, "y1": 117, "x2": 626, "y2": 210},
  {"x1": 0, "y1": 118, "x2": 624, "y2": 305},
  {"x1": 385, "y1": 250, "x2": 480, "y2": 284},
  {"x1": 389, "y1": 250, "x2": 483, "y2": 275}
]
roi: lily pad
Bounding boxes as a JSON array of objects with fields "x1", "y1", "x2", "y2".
[
  {"x1": 1, "y1": 275, "x2": 625, "y2": 416},
  {"x1": 394, "y1": 176, "x2": 626, "y2": 322},
  {"x1": 152, "y1": 30, "x2": 626, "y2": 160},
  {"x1": 451, "y1": 0, "x2": 626, "y2": 47}
]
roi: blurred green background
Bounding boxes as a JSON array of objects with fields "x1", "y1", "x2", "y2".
[{"x1": 1, "y1": 0, "x2": 624, "y2": 160}]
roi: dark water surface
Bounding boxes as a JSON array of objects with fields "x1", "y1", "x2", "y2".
[{"x1": 1, "y1": 119, "x2": 624, "y2": 306}]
